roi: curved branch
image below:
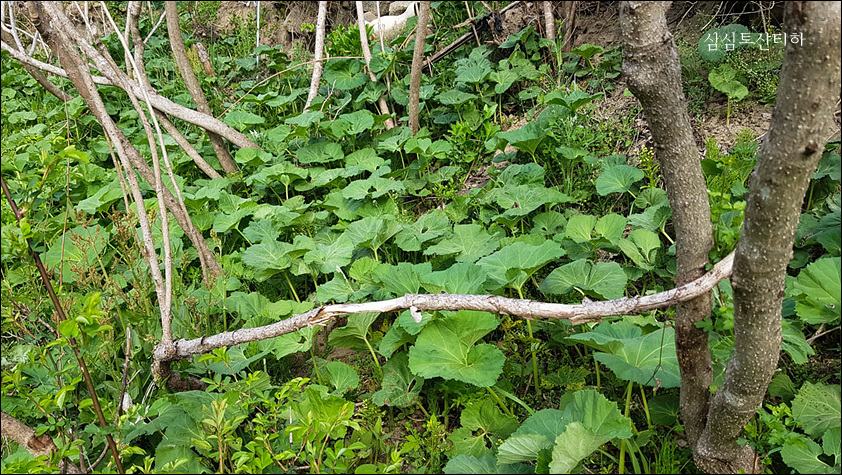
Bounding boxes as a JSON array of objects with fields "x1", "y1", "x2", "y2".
[{"x1": 154, "y1": 251, "x2": 735, "y2": 367}]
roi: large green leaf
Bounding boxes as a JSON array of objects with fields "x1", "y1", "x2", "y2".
[
  {"x1": 617, "y1": 229, "x2": 661, "y2": 270},
  {"x1": 408, "y1": 311, "x2": 504, "y2": 387},
  {"x1": 793, "y1": 258, "x2": 841, "y2": 325},
  {"x1": 343, "y1": 216, "x2": 401, "y2": 252},
  {"x1": 339, "y1": 110, "x2": 375, "y2": 135},
  {"x1": 497, "y1": 121, "x2": 547, "y2": 155},
  {"x1": 424, "y1": 224, "x2": 502, "y2": 263},
  {"x1": 540, "y1": 259, "x2": 628, "y2": 300},
  {"x1": 420, "y1": 263, "x2": 489, "y2": 294},
  {"x1": 549, "y1": 389, "x2": 634, "y2": 474},
  {"x1": 477, "y1": 241, "x2": 565, "y2": 290},
  {"x1": 322, "y1": 59, "x2": 367, "y2": 90},
  {"x1": 436, "y1": 90, "x2": 478, "y2": 105},
  {"x1": 297, "y1": 141, "x2": 344, "y2": 164},
  {"x1": 781, "y1": 431, "x2": 841, "y2": 475},
  {"x1": 595, "y1": 165, "x2": 644, "y2": 196},
  {"x1": 303, "y1": 234, "x2": 354, "y2": 274},
  {"x1": 373, "y1": 262, "x2": 432, "y2": 296},
  {"x1": 344, "y1": 148, "x2": 385, "y2": 174},
  {"x1": 372, "y1": 352, "x2": 424, "y2": 407},
  {"x1": 241, "y1": 241, "x2": 293, "y2": 280},
  {"x1": 568, "y1": 321, "x2": 680, "y2": 387},
  {"x1": 223, "y1": 110, "x2": 265, "y2": 131},
  {"x1": 322, "y1": 361, "x2": 359, "y2": 395},
  {"x1": 328, "y1": 312, "x2": 380, "y2": 351},
  {"x1": 488, "y1": 184, "x2": 573, "y2": 223},
  {"x1": 792, "y1": 382, "x2": 842, "y2": 438},
  {"x1": 394, "y1": 209, "x2": 451, "y2": 252}
]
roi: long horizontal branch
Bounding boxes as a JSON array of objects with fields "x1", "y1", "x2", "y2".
[{"x1": 154, "y1": 250, "x2": 735, "y2": 363}]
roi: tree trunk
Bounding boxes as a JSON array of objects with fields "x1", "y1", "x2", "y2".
[
  {"x1": 558, "y1": 1, "x2": 577, "y2": 52},
  {"x1": 164, "y1": 1, "x2": 238, "y2": 174},
  {"x1": 694, "y1": 2, "x2": 841, "y2": 472},
  {"x1": 543, "y1": 1, "x2": 555, "y2": 40},
  {"x1": 620, "y1": 1, "x2": 715, "y2": 452},
  {"x1": 304, "y1": 1, "x2": 328, "y2": 111},
  {"x1": 408, "y1": 1, "x2": 431, "y2": 135}
]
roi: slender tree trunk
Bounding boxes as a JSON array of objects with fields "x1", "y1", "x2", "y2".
[
  {"x1": 305, "y1": 1, "x2": 328, "y2": 111},
  {"x1": 164, "y1": 1, "x2": 238, "y2": 173},
  {"x1": 559, "y1": 1, "x2": 577, "y2": 52},
  {"x1": 28, "y1": 1, "x2": 222, "y2": 281},
  {"x1": 543, "y1": 1, "x2": 555, "y2": 40},
  {"x1": 694, "y1": 2, "x2": 841, "y2": 472},
  {"x1": 356, "y1": 1, "x2": 394, "y2": 129},
  {"x1": 408, "y1": 1, "x2": 431, "y2": 135},
  {"x1": 620, "y1": 1, "x2": 715, "y2": 452}
]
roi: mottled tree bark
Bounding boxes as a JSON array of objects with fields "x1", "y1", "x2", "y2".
[
  {"x1": 620, "y1": 0, "x2": 714, "y2": 452},
  {"x1": 164, "y1": 1, "x2": 238, "y2": 173},
  {"x1": 543, "y1": 1, "x2": 556, "y2": 40},
  {"x1": 408, "y1": 1, "x2": 431, "y2": 134},
  {"x1": 622, "y1": 1, "x2": 841, "y2": 473},
  {"x1": 695, "y1": 2, "x2": 841, "y2": 473}
]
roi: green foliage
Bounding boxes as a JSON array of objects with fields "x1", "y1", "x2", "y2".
[{"x1": 1, "y1": 10, "x2": 839, "y2": 474}]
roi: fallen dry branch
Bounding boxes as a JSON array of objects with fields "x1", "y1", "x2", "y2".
[
  {"x1": 1, "y1": 411, "x2": 82, "y2": 474},
  {"x1": 154, "y1": 250, "x2": 735, "y2": 366}
]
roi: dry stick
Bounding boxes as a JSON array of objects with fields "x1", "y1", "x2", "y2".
[
  {"x1": 116, "y1": 325, "x2": 132, "y2": 416},
  {"x1": 164, "y1": 1, "x2": 237, "y2": 174},
  {"x1": 356, "y1": 1, "x2": 395, "y2": 129},
  {"x1": 0, "y1": 30, "x2": 71, "y2": 101},
  {"x1": 154, "y1": 251, "x2": 735, "y2": 364},
  {"x1": 143, "y1": 8, "x2": 166, "y2": 44},
  {"x1": 29, "y1": 0, "x2": 168, "y2": 378},
  {"x1": 0, "y1": 33, "x2": 260, "y2": 151},
  {"x1": 156, "y1": 113, "x2": 222, "y2": 179},
  {"x1": 408, "y1": 1, "x2": 430, "y2": 134},
  {"x1": 1, "y1": 177, "x2": 123, "y2": 474},
  {"x1": 465, "y1": 1, "x2": 481, "y2": 46},
  {"x1": 101, "y1": 2, "x2": 177, "y2": 345},
  {"x1": 304, "y1": 1, "x2": 328, "y2": 111}
]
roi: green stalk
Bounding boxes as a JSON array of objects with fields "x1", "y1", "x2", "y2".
[
  {"x1": 619, "y1": 381, "x2": 634, "y2": 474},
  {"x1": 517, "y1": 287, "x2": 541, "y2": 394},
  {"x1": 640, "y1": 384, "x2": 652, "y2": 429},
  {"x1": 594, "y1": 359, "x2": 601, "y2": 390},
  {"x1": 363, "y1": 337, "x2": 382, "y2": 374},
  {"x1": 486, "y1": 387, "x2": 515, "y2": 418}
]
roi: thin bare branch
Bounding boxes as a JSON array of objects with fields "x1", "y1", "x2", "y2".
[{"x1": 154, "y1": 251, "x2": 735, "y2": 364}]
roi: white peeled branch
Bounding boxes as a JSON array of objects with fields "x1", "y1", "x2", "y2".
[{"x1": 365, "y1": 1, "x2": 418, "y2": 43}]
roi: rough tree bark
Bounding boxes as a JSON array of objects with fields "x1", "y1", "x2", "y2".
[
  {"x1": 304, "y1": 1, "x2": 328, "y2": 111},
  {"x1": 164, "y1": 1, "x2": 238, "y2": 174},
  {"x1": 408, "y1": 1, "x2": 431, "y2": 135},
  {"x1": 620, "y1": 1, "x2": 715, "y2": 452},
  {"x1": 622, "y1": 1, "x2": 841, "y2": 473},
  {"x1": 694, "y1": 2, "x2": 841, "y2": 473}
]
